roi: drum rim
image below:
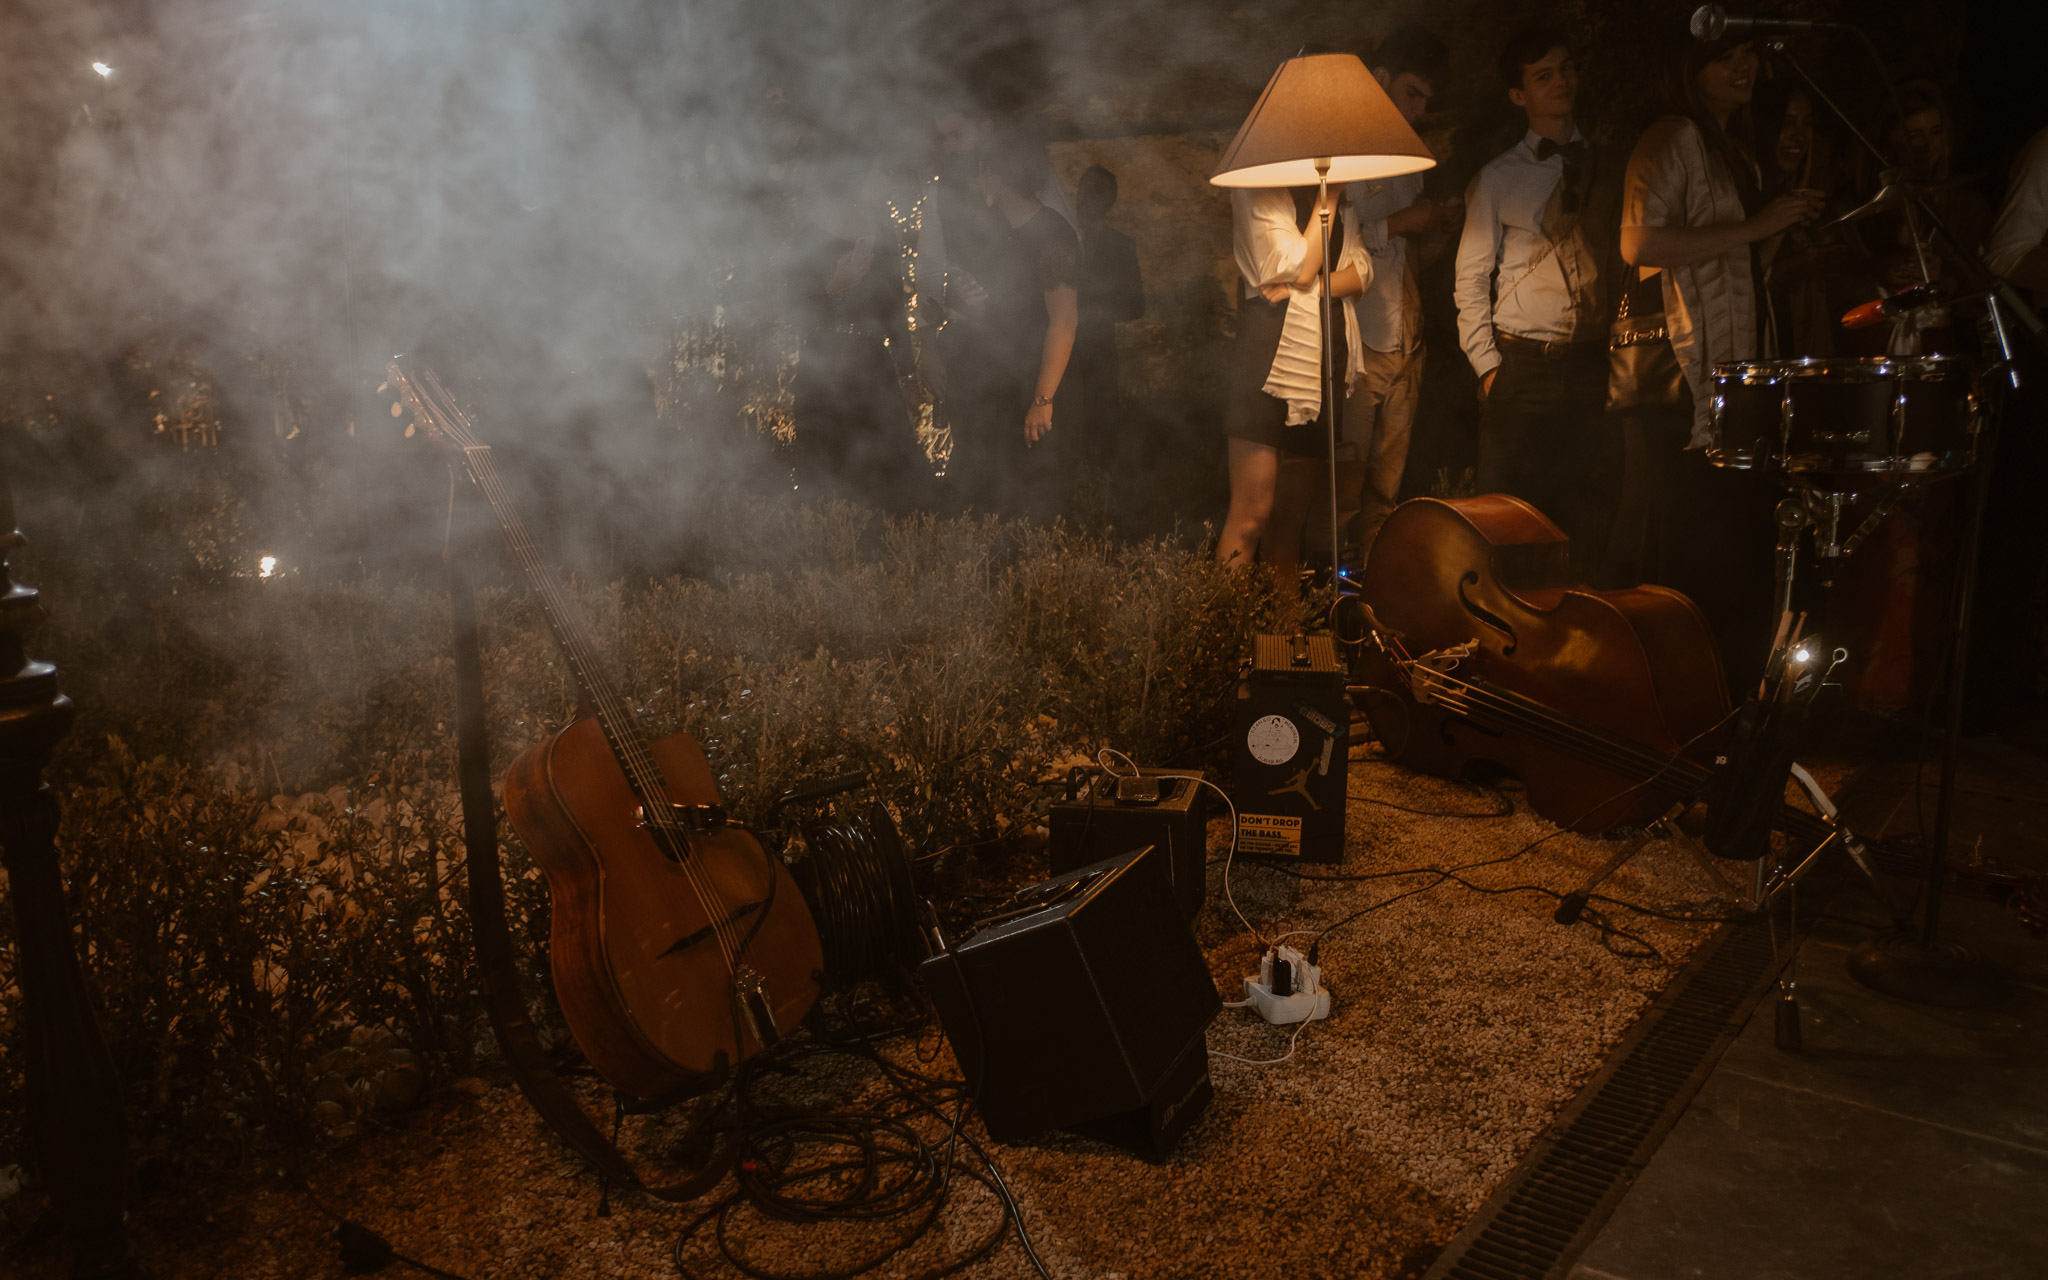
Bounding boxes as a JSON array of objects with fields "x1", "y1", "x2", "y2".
[{"x1": 1711, "y1": 354, "x2": 1971, "y2": 380}]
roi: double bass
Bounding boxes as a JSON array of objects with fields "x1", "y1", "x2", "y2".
[
  {"x1": 394, "y1": 362, "x2": 821, "y2": 1101},
  {"x1": 1356, "y1": 496, "x2": 1735, "y2": 834}
]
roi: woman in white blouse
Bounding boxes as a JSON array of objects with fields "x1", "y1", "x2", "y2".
[
  {"x1": 1217, "y1": 186, "x2": 1370, "y2": 588},
  {"x1": 1609, "y1": 33, "x2": 1820, "y2": 692}
]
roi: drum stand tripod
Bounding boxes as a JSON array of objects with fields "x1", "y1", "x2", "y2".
[{"x1": 1748, "y1": 326, "x2": 2026, "y2": 1011}]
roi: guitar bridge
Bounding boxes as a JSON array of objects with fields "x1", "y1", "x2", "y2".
[
  {"x1": 636, "y1": 801, "x2": 727, "y2": 833},
  {"x1": 733, "y1": 965, "x2": 781, "y2": 1050}
]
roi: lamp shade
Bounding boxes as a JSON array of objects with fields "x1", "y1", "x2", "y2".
[{"x1": 1210, "y1": 53, "x2": 1436, "y2": 187}]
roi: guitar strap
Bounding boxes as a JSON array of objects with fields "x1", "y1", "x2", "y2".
[{"x1": 446, "y1": 553, "x2": 733, "y2": 1204}]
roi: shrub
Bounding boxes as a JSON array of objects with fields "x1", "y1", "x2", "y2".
[{"x1": 1, "y1": 502, "x2": 1311, "y2": 1176}]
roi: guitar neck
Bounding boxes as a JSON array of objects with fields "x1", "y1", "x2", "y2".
[
  {"x1": 391, "y1": 361, "x2": 671, "y2": 812},
  {"x1": 459, "y1": 444, "x2": 668, "y2": 805}
]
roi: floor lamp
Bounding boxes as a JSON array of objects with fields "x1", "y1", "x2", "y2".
[{"x1": 1210, "y1": 53, "x2": 1434, "y2": 581}]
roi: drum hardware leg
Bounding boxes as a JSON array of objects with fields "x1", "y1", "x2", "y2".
[
  {"x1": 1847, "y1": 360, "x2": 2010, "y2": 1009},
  {"x1": 1768, "y1": 497, "x2": 1807, "y2": 668},
  {"x1": 1801, "y1": 489, "x2": 1852, "y2": 587},
  {"x1": 1772, "y1": 885, "x2": 1804, "y2": 1053},
  {"x1": 1663, "y1": 821, "x2": 1744, "y2": 906},
  {"x1": 1801, "y1": 488, "x2": 1847, "y2": 559},
  {"x1": 1785, "y1": 763, "x2": 1910, "y2": 926},
  {"x1": 1553, "y1": 828, "x2": 1654, "y2": 926},
  {"x1": 1837, "y1": 486, "x2": 1904, "y2": 560},
  {"x1": 1553, "y1": 803, "x2": 1745, "y2": 926}
]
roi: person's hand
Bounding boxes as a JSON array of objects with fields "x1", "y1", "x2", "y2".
[
  {"x1": 1259, "y1": 282, "x2": 1294, "y2": 304},
  {"x1": 1025, "y1": 399, "x2": 1054, "y2": 443},
  {"x1": 1478, "y1": 369, "x2": 1498, "y2": 400},
  {"x1": 1747, "y1": 191, "x2": 1825, "y2": 240},
  {"x1": 1387, "y1": 197, "x2": 1435, "y2": 236},
  {"x1": 1885, "y1": 251, "x2": 1941, "y2": 291},
  {"x1": 955, "y1": 268, "x2": 988, "y2": 312}
]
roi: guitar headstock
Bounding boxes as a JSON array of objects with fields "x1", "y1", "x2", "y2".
[{"x1": 387, "y1": 356, "x2": 486, "y2": 457}]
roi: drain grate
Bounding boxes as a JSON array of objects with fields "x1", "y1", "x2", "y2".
[{"x1": 1422, "y1": 887, "x2": 1819, "y2": 1280}]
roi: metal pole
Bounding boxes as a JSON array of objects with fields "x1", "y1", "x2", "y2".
[
  {"x1": 1923, "y1": 393, "x2": 2000, "y2": 945},
  {"x1": 1316, "y1": 158, "x2": 1343, "y2": 582}
]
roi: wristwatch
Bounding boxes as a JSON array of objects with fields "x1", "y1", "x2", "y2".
[{"x1": 1031, "y1": 394, "x2": 1054, "y2": 407}]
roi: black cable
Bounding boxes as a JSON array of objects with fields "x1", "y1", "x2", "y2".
[
  {"x1": 1254, "y1": 705, "x2": 1748, "y2": 963},
  {"x1": 671, "y1": 1000, "x2": 1052, "y2": 1280},
  {"x1": 1344, "y1": 780, "x2": 1514, "y2": 819},
  {"x1": 790, "y1": 800, "x2": 926, "y2": 989}
]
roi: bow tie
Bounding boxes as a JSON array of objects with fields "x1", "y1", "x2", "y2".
[{"x1": 1536, "y1": 138, "x2": 1589, "y2": 213}]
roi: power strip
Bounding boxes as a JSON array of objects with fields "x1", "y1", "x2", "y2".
[{"x1": 1243, "y1": 945, "x2": 1332, "y2": 1025}]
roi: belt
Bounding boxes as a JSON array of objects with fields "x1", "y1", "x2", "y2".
[{"x1": 1494, "y1": 329, "x2": 1602, "y2": 358}]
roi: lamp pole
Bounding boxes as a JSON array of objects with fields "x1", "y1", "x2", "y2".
[
  {"x1": 0, "y1": 451, "x2": 141, "y2": 1277},
  {"x1": 1316, "y1": 156, "x2": 1343, "y2": 582}
]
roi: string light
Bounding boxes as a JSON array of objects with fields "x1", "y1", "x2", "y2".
[{"x1": 91, "y1": 61, "x2": 114, "y2": 78}]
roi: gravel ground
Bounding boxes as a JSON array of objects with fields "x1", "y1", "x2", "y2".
[{"x1": 6, "y1": 750, "x2": 1737, "y2": 1280}]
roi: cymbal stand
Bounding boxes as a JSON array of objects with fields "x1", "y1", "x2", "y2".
[{"x1": 1845, "y1": 292, "x2": 2020, "y2": 1007}]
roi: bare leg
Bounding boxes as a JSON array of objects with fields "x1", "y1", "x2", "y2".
[
  {"x1": 1218, "y1": 436, "x2": 1278, "y2": 569},
  {"x1": 1267, "y1": 453, "x2": 1321, "y2": 590}
]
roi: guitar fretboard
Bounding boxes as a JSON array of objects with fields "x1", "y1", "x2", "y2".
[{"x1": 392, "y1": 364, "x2": 679, "y2": 843}]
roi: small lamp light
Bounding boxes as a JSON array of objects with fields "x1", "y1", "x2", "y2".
[
  {"x1": 1210, "y1": 54, "x2": 1433, "y2": 189},
  {"x1": 1211, "y1": 54, "x2": 1435, "y2": 576}
]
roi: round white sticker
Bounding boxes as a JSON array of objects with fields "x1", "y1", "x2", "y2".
[{"x1": 1246, "y1": 714, "x2": 1301, "y2": 766}]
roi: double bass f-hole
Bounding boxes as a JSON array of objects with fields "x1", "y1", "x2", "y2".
[{"x1": 1458, "y1": 572, "x2": 1519, "y2": 655}]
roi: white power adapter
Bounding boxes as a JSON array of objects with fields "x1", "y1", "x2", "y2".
[{"x1": 1243, "y1": 944, "x2": 1332, "y2": 1025}]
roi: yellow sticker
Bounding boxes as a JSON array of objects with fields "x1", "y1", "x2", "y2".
[{"x1": 1237, "y1": 812, "x2": 1303, "y2": 858}]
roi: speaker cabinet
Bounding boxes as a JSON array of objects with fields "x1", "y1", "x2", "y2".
[
  {"x1": 1233, "y1": 633, "x2": 1349, "y2": 862},
  {"x1": 920, "y1": 846, "x2": 1220, "y2": 1158},
  {"x1": 1047, "y1": 768, "x2": 1208, "y2": 922}
]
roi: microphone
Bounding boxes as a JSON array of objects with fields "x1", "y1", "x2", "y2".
[
  {"x1": 1841, "y1": 281, "x2": 1949, "y2": 329},
  {"x1": 1690, "y1": 5, "x2": 1836, "y2": 40}
]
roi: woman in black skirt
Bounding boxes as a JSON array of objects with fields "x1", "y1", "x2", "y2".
[{"x1": 1217, "y1": 184, "x2": 1369, "y2": 588}]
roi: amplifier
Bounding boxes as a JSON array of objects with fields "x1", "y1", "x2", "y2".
[
  {"x1": 920, "y1": 845, "x2": 1219, "y2": 1159},
  {"x1": 1232, "y1": 633, "x2": 1349, "y2": 862},
  {"x1": 1047, "y1": 768, "x2": 1208, "y2": 921}
]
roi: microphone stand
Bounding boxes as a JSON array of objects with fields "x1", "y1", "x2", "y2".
[{"x1": 1765, "y1": 34, "x2": 2027, "y2": 1007}]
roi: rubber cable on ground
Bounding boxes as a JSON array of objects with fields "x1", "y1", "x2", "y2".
[{"x1": 671, "y1": 997, "x2": 1052, "y2": 1280}]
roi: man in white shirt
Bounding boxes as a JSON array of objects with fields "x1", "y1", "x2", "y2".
[
  {"x1": 1986, "y1": 126, "x2": 2048, "y2": 294},
  {"x1": 1453, "y1": 27, "x2": 1624, "y2": 567},
  {"x1": 1345, "y1": 26, "x2": 1449, "y2": 558}
]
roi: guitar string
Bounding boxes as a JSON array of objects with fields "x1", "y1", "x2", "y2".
[
  {"x1": 1409, "y1": 667, "x2": 1833, "y2": 843},
  {"x1": 1425, "y1": 680, "x2": 1705, "y2": 789},
  {"x1": 456, "y1": 429, "x2": 749, "y2": 975},
  {"x1": 1413, "y1": 667, "x2": 1709, "y2": 785},
  {"x1": 449, "y1": 409, "x2": 749, "y2": 973},
  {"x1": 1417, "y1": 672, "x2": 1833, "y2": 844},
  {"x1": 410, "y1": 370, "x2": 749, "y2": 972}
]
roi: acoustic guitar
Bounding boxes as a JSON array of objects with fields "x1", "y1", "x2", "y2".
[{"x1": 392, "y1": 360, "x2": 821, "y2": 1100}]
